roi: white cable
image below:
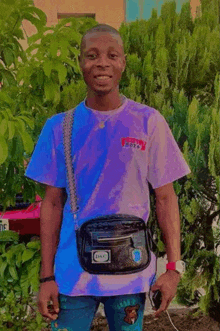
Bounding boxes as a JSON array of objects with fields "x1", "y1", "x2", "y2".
[{"x1": 166, "y1": 310, "x2": 180, "y2": 331}]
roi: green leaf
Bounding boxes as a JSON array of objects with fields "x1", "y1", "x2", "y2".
[
  {"x1": 3, "y1": 48, "x2": 14, "y2": 67},
  {"x1": 4, "y1": 107, "x2": 13, "y2": 120},
  {"x1": 26, "y1": 240, "x2": 40, "y2": 250},
  {"x1": 36, "y1": 69, "x2": 44, "y2": 86},
  {"x1": 50, "y1": 40, "x2": 59, "y2": 57},
  {"x1": 1, "y1": 70, "x2": 16, "y2": 86},
  {"x1": 58, "y1": 39, "x2": 69, "y2": 58},
  {"x1": 8, "y1": 120, "x2": 15, "y2": 139},
  {"x1": 55, "y1": 63, "x2": 67, "y2": 84},
  {"x1": 54, "y1": 88, "x2": 60, "y2": 104},
  {"x1": 22, "y1": 249, "x2": 36, "y2": 263},
  {"x1": 36, "y1": 311, "x2": 43, "y2": 325},
  {"x1": 20, "y1": 130, "x2": 34, "y2": 154},
  {"x1": 16, "y1": 252, "x2": 22, "y2": 268},
  {"x1": 0, "y1": 230, "x2": 19, "y2": 242},
  {"x1": 0, "y1": 91, "x2": 14, "y2": 104},
  {"x1": 25, "y1": 6, "x2": 47, "y2": 26},
  {"x1": 9, "y1": 266, "x2": 18, "y2": 280},
  {"x1": 0, "y1": 134, "x2": 8, "y2": 164},
  {"x1": 44, "y1": 80, "x2": 60, "y2": 101},
  {"x1": 68, "y1": 46, "x2": 80, "y2": 57},
  {"x1": 0, "y1": 260, "x2": 7, "y2": 278},
  {"x1": 63, "y1": 58, "x2": 80, "y2": 74},
  {"x1": 66, "y1": 29, "x2": 81, "y2": 45},
  {"x1": 157, "y1": 239, "x2": 165, "y2": 252},
  {"x1": 20, "y1": 273, "x2": 29, "y2": 295},
  {"x1": 14, "y1": 117, "x2": 26, "y2": 132},
  {"x1": 22, "y1": 13, "x2": 44, "y2": 32},
  {"x1": 28, "y1": 32, "x2": 42, "y2": 44},
  {"x1": 26, "y1": 43, "x2": 40, "y2": 55},
  {"x1": 13, "y1": 27, "x2": 24, "y2": 40},
  {"x1": 43, "y1": 59, "x2": 53, "y2": 78},
  {"x1": 0, "y1": 118, "x2": 8, "y2": 135},
  {"x1": 18, "y1": 116, "x2": 34, "y2": 130}
]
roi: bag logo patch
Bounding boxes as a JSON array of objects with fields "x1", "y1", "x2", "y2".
[
  {"x1": 92, "y1": 250, "x2": 111, "y2": 263},
  {"x1": 132, "y1": 249, "x2": 142, "y2": 262},
  {"x1": 121, "y1": 137, "x2": 146, "y2": 151}
]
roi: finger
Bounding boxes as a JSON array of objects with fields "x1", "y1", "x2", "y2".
[
  {"x1": 44, "y1": 312, "x2": 58, "y2": 320},
  {"x1": 38, "y1": 301, "x2": 58, "y2": 320},
  {"x1": 165, "y1": 296, "x2": 173, "y2": 311},
  {"x1": 154, "y1": 296, "x2": 169, "y2": 318},
  {"x1": 51, "y1": 294, "x2": 60, "y2": 313}
]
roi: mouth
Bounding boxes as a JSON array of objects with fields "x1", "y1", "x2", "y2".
[
  {"x1": 94, "y1": 75, "x2": 112, "y2": 84},
  {"x1": 94, "y1": 75, "x2": 112, "y2": 80}
]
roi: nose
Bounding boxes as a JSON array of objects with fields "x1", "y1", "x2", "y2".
[{"x1": 95, "y1": 54, "x2": 111, "y2": 67}]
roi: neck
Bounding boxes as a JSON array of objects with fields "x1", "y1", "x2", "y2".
[{"x1": 85, "y1": 91, "x2": 123, "y2": 111}]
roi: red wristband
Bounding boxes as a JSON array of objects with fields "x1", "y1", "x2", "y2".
[{"x1": 166, "y1": 262, "x2": 176, "y2": 270}]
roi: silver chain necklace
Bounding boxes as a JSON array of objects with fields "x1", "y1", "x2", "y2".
[{"x1": 86, "y1": 96, "x2": 124, "y2": 129}]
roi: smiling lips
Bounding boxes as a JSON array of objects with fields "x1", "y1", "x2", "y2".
[
  {"x1": 94, "y1": 75, "x2": 112, "y2": 83},
  {"x1": 96, "y1": 76, "x2": 111, "y2": 80}
]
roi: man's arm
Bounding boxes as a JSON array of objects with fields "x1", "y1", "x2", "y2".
[
  {"x1": 155, "y1": 182, "x2": 180, "y2": 262},
  {"x1": 40, "y1": 185, "x2": 65, "y2": 277},
  {"x1": 151, "y1": 182, "x2": 181, "y2": 317},
  {"x1": 38, "y1": 185, "x2": 66, "y2": 320}
]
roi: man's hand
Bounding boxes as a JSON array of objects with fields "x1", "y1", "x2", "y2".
[
  {"x1": 38, "y1": 281, "x2": 60, "y2": 320},
  {"x1": 151, "y1": 270, "x2": 181, "y2": 318}
]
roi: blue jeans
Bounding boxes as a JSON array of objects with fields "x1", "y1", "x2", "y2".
[{"x1": 51, "y1": 292, "x2": 146, "y2": 331}]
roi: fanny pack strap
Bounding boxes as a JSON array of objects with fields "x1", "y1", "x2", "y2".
[
  {"x1": 63, "y1": 108, "x2": 79, "y2": 230},
  {"x1": 63, "y1": 108, "x2": 156, "y2": 260}
]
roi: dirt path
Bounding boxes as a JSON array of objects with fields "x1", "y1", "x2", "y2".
[{"x1": 91, "y1": 308, "x2": 220, "y2": 331}]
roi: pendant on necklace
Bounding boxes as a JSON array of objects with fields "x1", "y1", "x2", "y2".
[{"x1": 99, "y1": 122, "x2": 105, "y2": 129}]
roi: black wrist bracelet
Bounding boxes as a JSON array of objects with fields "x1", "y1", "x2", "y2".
[{"x1": 40, "y1": 276, "x2": 55, "y2": 283}]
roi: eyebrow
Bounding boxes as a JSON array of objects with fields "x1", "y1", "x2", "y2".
[{"x1": 85, "y1": 47, "x2": 120, "y2": 54}]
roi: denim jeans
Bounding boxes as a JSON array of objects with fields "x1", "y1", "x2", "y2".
[{"x1": 51, "y1": 292, "x2": 146, "y2": 331}]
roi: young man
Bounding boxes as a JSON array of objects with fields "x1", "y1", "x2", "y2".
[{"x1": 25, "y1": 24, "x2": 191, "y2": 330}]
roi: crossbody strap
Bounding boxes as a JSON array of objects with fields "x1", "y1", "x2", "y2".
[{"x1": 63, "y1": 108, "x2": 79, "y2": 229}]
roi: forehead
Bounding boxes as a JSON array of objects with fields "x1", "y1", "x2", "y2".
[{"x1": 82, "y1": 32, "x2": 123, "y2": 52}]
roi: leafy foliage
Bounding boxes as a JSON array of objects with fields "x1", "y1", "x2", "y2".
[
  {"x1": 0, "y1": 231, "x2": 48, "y2": 330},
  {"x1": 0, "y1": 1, "x2": 97, "y2": 210}
]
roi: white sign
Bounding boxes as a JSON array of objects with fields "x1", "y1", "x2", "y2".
[
  {"x1": 0, "y1": 219, "x2": 9, "y2": 232},
  {"x1": 92, "y1": 250, "x2": 111, "y2": 263}
]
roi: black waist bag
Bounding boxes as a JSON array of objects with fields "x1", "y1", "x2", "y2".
[{"x1": 76, "y1": 214, "x2": 152, "y2": 275}]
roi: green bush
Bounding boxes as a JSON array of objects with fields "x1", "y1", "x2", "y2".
[{"x1": 0, "y1": 230, "x2": 49, "y2": 330}]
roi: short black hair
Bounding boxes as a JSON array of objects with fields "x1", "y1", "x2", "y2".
[{"x1": 80, "y1": 24, "x2": 124, "y2": 55}]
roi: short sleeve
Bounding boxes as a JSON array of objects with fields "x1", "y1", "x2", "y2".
[
  {"x1": 24, "y1": 117, "x2": 66, "y2": 188},
  {"x1": 147, "y1": 111, "x2": 191, "y2": 189}
]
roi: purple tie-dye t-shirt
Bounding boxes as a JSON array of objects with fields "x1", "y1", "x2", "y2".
[{"x1": 25, "y1": 95, "x2": 191, "y2": 296}]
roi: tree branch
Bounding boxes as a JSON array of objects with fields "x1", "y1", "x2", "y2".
[{"x1": 208, "y1": 209, "x2": 220, "y2": 222}]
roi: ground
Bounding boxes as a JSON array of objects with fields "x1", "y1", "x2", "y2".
[
  {"x1": 40, "y1": 308, "x2": 220, "y2": 331},
  {"x1": 91, "y1": 309, "x2": 220, "y2": 331}
]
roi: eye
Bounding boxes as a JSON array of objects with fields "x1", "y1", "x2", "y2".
[{"x1": 87, "y1": 54, "x2": 118, "y2": 59}]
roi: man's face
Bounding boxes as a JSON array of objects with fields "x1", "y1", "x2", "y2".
[{"x1": 78, "y1": 32, "x2": 126, "y2": 96}]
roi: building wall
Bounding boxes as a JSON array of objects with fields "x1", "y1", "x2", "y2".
[{"x1": 20, "y1": 0, "x2": 201, "y2": 50}]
